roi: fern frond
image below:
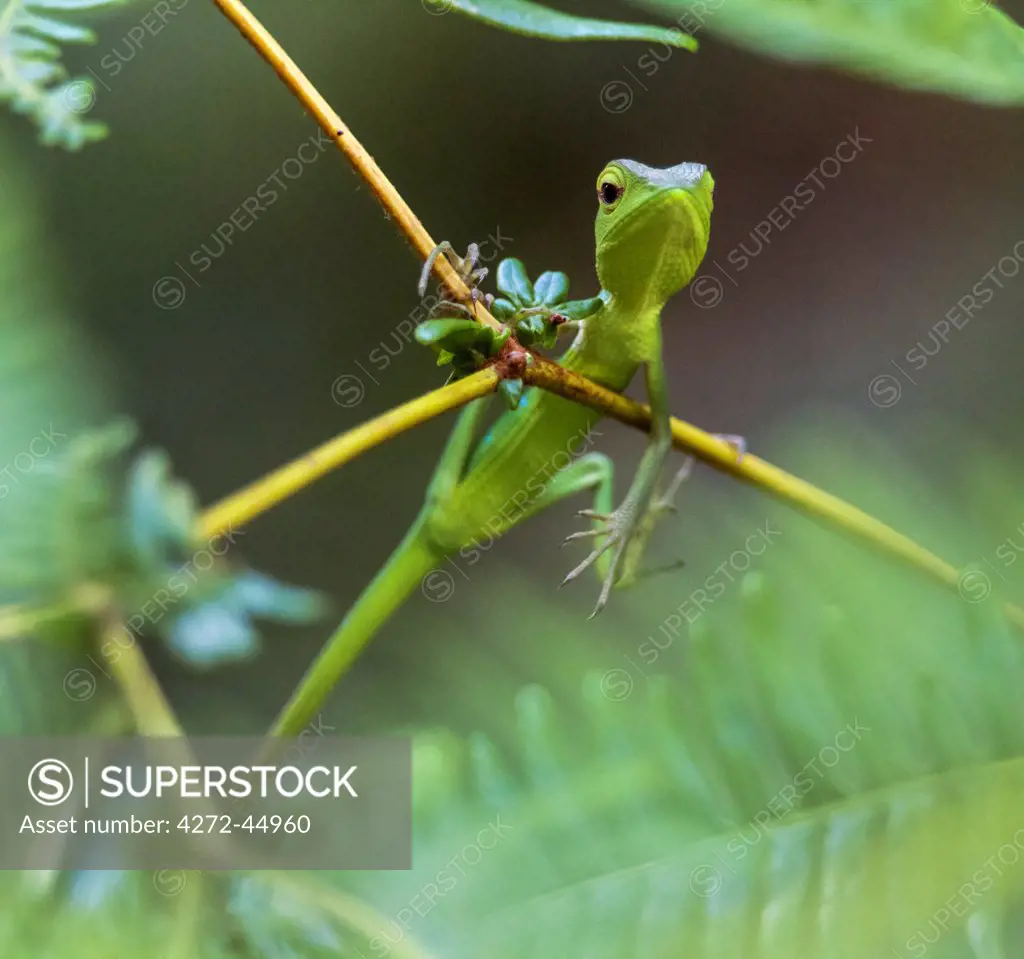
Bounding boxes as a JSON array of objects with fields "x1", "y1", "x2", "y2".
[{"x1": 0, "y1": 0, "x2": 123, "y2": 149}]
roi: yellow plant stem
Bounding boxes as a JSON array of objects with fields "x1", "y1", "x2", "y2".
[
  {"x1": 0, "y1": 371, "x2": 499, "y2": 641},
  {"x1": 200, "y1": 368, "x2": 499, "y2": 538},
  {"x1": 525, "y1": 357, "x2": 1024, "y2": 629},
  {"x1": 0, "y1": 585, "x2": 107, "y2": 643},
  {"x1": 192, "y1": 345, "x2": 1024, "y2": 633},
  {"x1": 103, "y1": 611, "x2": 186, "y2": 737},
  {"x1": 209, "y1": 0, "x2": 499, "y2": 329}
]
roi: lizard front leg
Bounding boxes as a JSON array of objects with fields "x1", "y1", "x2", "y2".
[{"x1": 561, "y1": 351, "x2": 673, "y2": 617}]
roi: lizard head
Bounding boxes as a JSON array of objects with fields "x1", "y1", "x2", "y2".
[{"x1": 594, "y1": 159, "x2": 714, "y2": 305}]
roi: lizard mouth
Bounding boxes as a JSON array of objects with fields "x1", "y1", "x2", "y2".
[{"x1": 603, "y1": 185, "x2": 706, "y2": 247}]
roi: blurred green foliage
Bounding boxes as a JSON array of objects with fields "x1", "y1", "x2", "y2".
[
  {"x1": 439, "y1": 0, "x2": 1024, "y2": 104},
  {"x1": 0, "y1": 141, "x2": 326, "y2": 722},
  {"x1": 10, "y1": 440, "x2": 1024, "y2": 956},
  {"x1": 10, "y1": 0, "x2": 1024, "y2": 145},
  {"x1": 0, "y1": 0, "x2": 125, "y2": 148},
  {"x1": 646, "y1": 0, "x2": 1024, "y2": 104}
]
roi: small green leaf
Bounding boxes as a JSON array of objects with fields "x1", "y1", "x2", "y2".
[
  {"x1": 540, "y1": 325, "x2": 562, "y2": 350},
  {"x1": 165, "y1": 603, "x2": 258, "y2": 668},
  {"x1": 126, "y1": 450, "x2": 197, "y2": 570},
  {"x1": 498, "y1": 378, "x2": 524, "y2": 410},
  {"x1": 496, "y1": 258, "x2": 534, "y2": 306},
  {"x1": 414, "y1": 319, "x2": 479, "y2": 347},
  {"x1": 415, "y1": 318, "x2": 492, "y2": 352},
  {"x1": 488, "y1": 326, "x2": 512, "y2": 356},
  {"x1": 436, "y1": 348, "x2": 455, "y2": 367},
  {"x1": 515, "y1": 315, "x2": 547, "y2": 347},
  {"x1": 491, "y1": 297, "x2": 518, "y2": 321},
  {"x1": 223, "y1": 569, "x2": 328, "y2": 624},
  {"x1": 433, "y1": 0, "x2": 698, "y2": 51},
  {"x1": 557, "y1": 296, "x2": 603, "y2": 320},
  {"x1": 534, "y1": 271, "x2": 570, "y2": 306}
]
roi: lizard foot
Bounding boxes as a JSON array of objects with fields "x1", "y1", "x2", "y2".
[
  {"x1": 559, "y1": 505, "x2": 642, "y2": 620},
  {"x1": 560, "y1": 455, "x2": 704, "y2": 613},
  {"x1": 417, "y1": 241, "x2": 491, "y2": 318}
]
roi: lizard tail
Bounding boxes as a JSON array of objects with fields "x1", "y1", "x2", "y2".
[{"x1": 269, "y1": 516, "x2": 443, "y2": 736}]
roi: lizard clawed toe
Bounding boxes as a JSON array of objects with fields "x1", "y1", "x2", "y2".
[
  {"x1": 588, "y1": 565, "x2": 620, "y2": 619},
  {"x1": 559, "y1": 535, "x2": 617, "y2": 589}
]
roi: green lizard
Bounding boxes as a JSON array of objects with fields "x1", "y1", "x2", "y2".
[{"x1": 271, "y1": 159, "x2": 716, "y2": 735}]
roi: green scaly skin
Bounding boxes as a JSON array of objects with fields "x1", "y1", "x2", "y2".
[{"x1": 271, "y1": 160, "x2": 715, "y2": 737}]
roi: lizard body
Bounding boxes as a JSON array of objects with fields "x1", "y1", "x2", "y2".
[{"x1": 271, "y1": 159, "x2": 715, "y2": 735}]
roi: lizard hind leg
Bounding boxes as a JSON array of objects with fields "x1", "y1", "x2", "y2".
[
  {"x1": 560, "y1": 454, "x2": 698, "y2": 607},
  {"x1": 614, "y1": 440, "x2": 748, "y2": 590},
  {"x1": 614, "y1": 456, "x2": 696, "y2": 589},
  {"x1": 598, "y1": 435, "x2": 739, "y2": 587},
  {"x1": 502, "y1": 450, "x2": 617, "y2": 582}
]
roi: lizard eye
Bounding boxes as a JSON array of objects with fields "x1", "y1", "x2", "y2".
[
  {"x1": 600, "y1": 181, "x2": 624, "y2": 206},
  {"x1": 595, "y1": 164, "x2": 627, "y2": 212}
]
